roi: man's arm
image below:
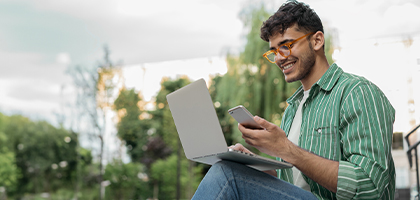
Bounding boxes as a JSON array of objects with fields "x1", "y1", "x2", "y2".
[
  {"x1": 239, "y1": 83, "x2": 395, "y2": 199},
  {"x1": 285, "y1": 142, "x2": 339, "y2": 192},
  {"x1": 334, "y1": 83, "x2": 395, "y2": 199},
  {"x1": 238, "y1": 118, "x2": 339, "y2": 192}
]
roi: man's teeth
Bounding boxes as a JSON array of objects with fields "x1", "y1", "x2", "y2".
[{"x1": 283, "y1": 63, "x2": 294, "y2": 70}]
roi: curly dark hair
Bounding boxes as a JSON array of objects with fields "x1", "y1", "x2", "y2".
[{"x1": 260, "y1": 0, "x2": 323, "y2": 42}]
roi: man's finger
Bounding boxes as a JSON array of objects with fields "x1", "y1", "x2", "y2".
[{"x1": 254, "y1": 116, "x2": 273, "y2": 130}]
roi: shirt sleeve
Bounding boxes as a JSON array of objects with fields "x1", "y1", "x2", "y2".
[{"x1": 336, "y1": 82, "x2": 395, "y2": 199}]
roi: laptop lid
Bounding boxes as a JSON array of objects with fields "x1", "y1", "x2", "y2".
[{"x1": 166, "y1": 78, "x2": 227, "y2": 159}]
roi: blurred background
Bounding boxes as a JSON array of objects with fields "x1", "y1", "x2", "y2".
[{"x1": 0, "y1": 0, "x2": 420, "y2": 199}]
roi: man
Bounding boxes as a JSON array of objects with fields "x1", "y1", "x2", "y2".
[{"x1": 192, "y1": 1, "x2": 395, "y2": 199}]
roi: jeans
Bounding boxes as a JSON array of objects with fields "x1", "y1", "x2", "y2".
[{"x1": 192, "y1": 160, "x2": 317, "y2": 200}]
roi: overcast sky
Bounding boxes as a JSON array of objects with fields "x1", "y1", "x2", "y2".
[{"x1": 1, "y1": 0, "x2": 420, "y2": 129}]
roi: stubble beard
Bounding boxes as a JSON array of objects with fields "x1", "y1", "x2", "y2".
[{"x1": 286, "y1": 42, "x2": 316, "y2": 83}]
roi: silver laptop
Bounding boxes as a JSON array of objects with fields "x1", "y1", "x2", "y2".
[{"x1": 166, "y1": 78, "x2": 292, "y2": 171}]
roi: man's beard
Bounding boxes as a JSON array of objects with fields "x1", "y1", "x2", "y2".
[{"x1": 286, "y1": 42, "x2": 316, "y2": 83}]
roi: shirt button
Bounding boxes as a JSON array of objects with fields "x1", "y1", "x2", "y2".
[{"x1": 318, "y1": 129, "x2": 322, "y2": 133}]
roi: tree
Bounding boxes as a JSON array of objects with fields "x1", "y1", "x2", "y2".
[
  {"x1": 67, "y1": 46, "x2": 122, "y2": 200},
  {"x1": 152, "y1": 77, "x2": 192, "y2": 200},
  {"x1": 113, "y1": 76, "x2": 204, "y2": 199},
  {"x1": 103, "y1": 161, "x2": 149, "y2": 199},
  {"x1": 0, "y1": 113, "x2": 85, "y2": 198},
  {"x1": 0, "y1": 114, "x2": 19, "y2": 198},
  {"x1": 150, "y1": 154, "x2": 202, "y2": 200}
]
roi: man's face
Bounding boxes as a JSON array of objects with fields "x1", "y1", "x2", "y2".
[{"x1": 268, "y1": 25, "x2": 316, "y2": 83}]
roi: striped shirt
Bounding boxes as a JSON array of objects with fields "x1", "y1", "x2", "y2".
[{"x1": 277, "y1": 63, "x2": 395, "y2": 199}]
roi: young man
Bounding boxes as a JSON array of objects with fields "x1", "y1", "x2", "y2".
[{"x1": 192, "y1": 1, "x2": 395, "y2": 199}]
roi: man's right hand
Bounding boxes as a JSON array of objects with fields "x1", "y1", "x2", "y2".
[
  {"x1": 228, "y1": 143, "x2": 277, "y2": 177},
  {"x1": 228, "y1": 143, "x2": 254, "y2": 155}
]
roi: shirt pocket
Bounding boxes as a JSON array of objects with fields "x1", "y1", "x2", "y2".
[{"x1": 302, "y1": 126, "x2": 338, "y2": 160}]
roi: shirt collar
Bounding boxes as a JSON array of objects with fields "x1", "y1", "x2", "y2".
[
  {"x1": 315, "y1": 63, "x2": 343, "y2": 92},
  {"x1": 286, "y1": 63, "x2": 343, "y2": 105}
]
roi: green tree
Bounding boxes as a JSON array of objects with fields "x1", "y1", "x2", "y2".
[
  {"x1": 0, "y1": 113, "x2": 19, "y2": 197},
  {"x1": 113, "y1": 76, "x2": 204, "y2": 199},
  {"x1": 152, "y1": 77, "x2": 197, "y2": 199},
  {"x1": 150, "y1": 154, "x2": 202, "y2": 200},
  {"x1": 114, "y1": 88, "x2": 153, "y2": 163},
  {"x1": 0, "y1": 114, "x2": 84, "y2": 198},
  {"x1": 103, "y1": 161, "x2": 149, "y2": 200},
  {"x1": 68, "y1": 46, "x2": 122, "y2": 200}
]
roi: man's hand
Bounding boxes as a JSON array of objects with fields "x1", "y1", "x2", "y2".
[
  {"x1": 228, "y1": 143, "x2": 277, "y2": 177},
  {"x1": 228, "y1": 143, "x2": 254, "y2": 154},
  {"x1": 238, "y1": 115, "x2": 338, "y2": 192},
  {"x1": 238, "y1": 116, "x2": 293, "y2": 159}
]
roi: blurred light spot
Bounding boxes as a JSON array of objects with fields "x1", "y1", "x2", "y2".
[
  {"x1": 138, "y1": 172, "x2": 149, "y2": 182},
  {"x1": 64, "y1": 136, "x2": 71, "y2": 143},
  {"x1": 147, "y1": 128, "x2": 156, "y2": 136},
  {"x1": 101, "y1": 180, "x2": 111, "y2": 187},
  {"x1": 52, "y1": 163, "x2": 58, "y2": 170},
  {"x1": 59, "y1": 161, "x2": 68, "y2": 168}
]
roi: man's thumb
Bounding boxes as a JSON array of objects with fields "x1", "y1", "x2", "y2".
[{"x1": 254, "y1": 115, "x2": 269, "y2": 129}]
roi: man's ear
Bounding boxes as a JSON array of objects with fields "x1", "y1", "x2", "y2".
[{"x1": 312, "y1": 31, "x2": 325, "y2": 51}]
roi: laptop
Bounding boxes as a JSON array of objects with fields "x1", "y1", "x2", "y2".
[{"x1": 166, "y1": 78, "x2": 292, "y2": 171}]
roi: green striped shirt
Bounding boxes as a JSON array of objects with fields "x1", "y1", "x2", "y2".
[{"x1": 277, "y1": 63, "x2": 395, "y2": 199}]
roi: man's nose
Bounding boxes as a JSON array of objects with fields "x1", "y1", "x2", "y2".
[{"x1": 275, "y1": 53, "x2": 287, "y2": 65}]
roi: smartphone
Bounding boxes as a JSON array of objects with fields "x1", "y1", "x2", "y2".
[{"x1": 228, "y1": 105, "x2": 263, "y2": 129}]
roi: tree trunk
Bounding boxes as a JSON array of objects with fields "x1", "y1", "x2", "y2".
[
  {"x1": 99, "y1": 135, "x2": 104, "y2": 200},
  {"x1": 187, "y1": 161, "x2": 195, "y2": 198},
  {"x1": 153, "y1": 181, "x2": 159, "y2": 200},
  {"x1": 176, "y1": 138, "x2": 181, "y2": 200}
]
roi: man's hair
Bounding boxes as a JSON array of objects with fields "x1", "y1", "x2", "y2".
[{"x1": 260, "y1": 0, "x2": 323, "y2": 42}]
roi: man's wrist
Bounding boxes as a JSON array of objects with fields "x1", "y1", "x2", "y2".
[{"x1": 280, "y1": 140, "x2": 304, "y2": 165}]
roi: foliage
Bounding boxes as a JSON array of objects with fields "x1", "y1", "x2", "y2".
[
  {"x1": 0, "y1": 113, "x2": 93, "y2": 198},
  {"x1": 67, "y1": 46, "x2": 122, "y2": 200},
  {"x1": 114, "y1": 88, "x2": 152, "y2": 163},
  {"x1": 104, "y1": 160, "x2": 150, "y2": 200},
  {"x1": 150, "y1": 154, "x2": 202, "y2": 200},
  {"x1": 113, "y1": 76, "x2": 202, "y2": 199},
  {"x1": 0, "y1": 131, "x2": 19, "y2": 193},
  {"x1": 0, "y1": 113, "x2": 19, "y2": 193}
]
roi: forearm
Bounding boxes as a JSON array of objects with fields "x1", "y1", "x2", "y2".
[{"x1": 283, "y1": 141, "x2": 338, "y2": 193}]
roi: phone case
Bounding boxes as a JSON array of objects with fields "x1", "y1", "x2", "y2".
[{"x1": 228, "y1": 105, "x2": 263, "y2": 129}]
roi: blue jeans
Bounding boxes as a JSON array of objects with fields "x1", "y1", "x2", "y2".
[{"x1": 192, "y1": 160, "x2": 317, "y2": 200}]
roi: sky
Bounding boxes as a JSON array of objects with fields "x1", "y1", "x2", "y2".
[{"x1": 1, "y1": 0, "x2": 420, "y2": 154}]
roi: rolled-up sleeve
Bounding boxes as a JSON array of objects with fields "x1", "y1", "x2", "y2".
[{"x1": 336, "y1": 83, "x2": 395, "y2": 199}]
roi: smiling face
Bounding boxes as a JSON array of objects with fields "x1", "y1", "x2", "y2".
[{"x1": 269, "y1": 25, "x2": 316, "y2": 84}]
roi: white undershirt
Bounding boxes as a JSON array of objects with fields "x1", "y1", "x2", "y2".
[{"x1": 288, "y1": 89, "x2": 311, "y2": 191}]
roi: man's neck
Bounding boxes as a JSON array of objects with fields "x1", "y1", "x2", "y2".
[{"x1": 301, "y1": 57, "x2": 330, "y2": 91}]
